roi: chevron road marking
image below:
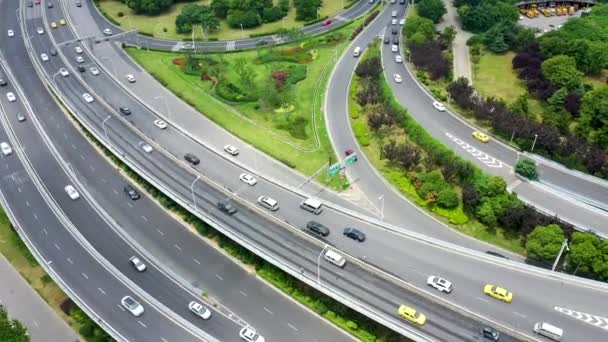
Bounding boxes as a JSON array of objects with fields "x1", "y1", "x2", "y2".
[
  {"x1": 225, "y1": 41, "x2": 235, "y2": 51},
  {"x1": 445, "y1": 132, "x2": 504, "y2": 168},
  {"x1": 554, "y1": 306, "x2": 608, "y2": 330}
]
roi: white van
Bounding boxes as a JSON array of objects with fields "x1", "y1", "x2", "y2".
[
  {"x1": 324, "y1": 249, "x2": 346, "y2": 268},
  {"x1": 353, "y1": 46, "x2": 361, "y2": 57},
  {"x1": 300, "y1": 197, "x2": 323, "y2": 214},
  {"x1": 533, "y1": 322, "x2": 563, "y2": 341}
]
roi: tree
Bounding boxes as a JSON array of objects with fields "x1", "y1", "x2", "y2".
[
  {"x1": 541, "y1": 55, "x2": 582, "y2": 91},
  {"x1": 440, "y1": 25, "x2": 457, "y2": 47},
  {"x1": 515, "y1": 159, "x2": 538, "y2": 180},
  {"x1": 355, "y1": 57, "x2": 382, "y2": 79},
  {"x1": 175, "y1": 13, "x2": 193, "y2": 34},
  {"x1": 487, "y1": 33, "x2": 508, "y2": 53},
  {"x1": 227, "y1": 9, "x2": 262, "y2": 28},
  {"x1": 125, "y1": 0, "x2": 174, "y2": 15},
  {"x1": 436, "y1": 188, "x2": 459, "y2": 208},
  {"x1": 0, "y1": 307, "x2": 29, "y2": 342},
  {"x1": 509, "y1": 93, "x2": 529, "y2": 116},
  {"x1": 567, "y1": 232, "x2": 600, "y2": 275},
  {"x1": 199, "y1": 6, "x2": 220, "y2": 32},
  {"x1": 577, "y1": 86, "x2": 608, "y2": 148},
  {"x1": 525, "y1": 224, "x2": 565, "y2": 262},
  {"x1": 404, "y1": 16, "x2": 436, "y2": 42},
  {"x1": 294, "y1": 0, "x2": 322, "y2": 21},
  {"x1": 263, "y1": 7, "x2": 285, "y2": 23},
  {"x1": 211, "y1": 0, "x2": 229, "y2": 18},
  {"x1": 417, "y1": 0, "x2": 446, "y2": 23},
  {"x1": 234, "y1": 58, "x2": 256, "y2": 88},
  {"x1": 447, "y1": 77, "x2": 477, "y2": 109}
]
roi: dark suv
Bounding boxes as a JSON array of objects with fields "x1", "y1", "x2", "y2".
[
  {"x1": 119, "y1": 106, "x2": 131, "y2": 115},
  {"x1": 305, "y1": 221, "x2": 330, "y2": 237},
  {"x1": 0, "y1": 78, "x2": 7, "y2": 87},
  {"x1": 343, "y1": 227, "x2": 366, "y2": 242},
  {"x1": 123, "y1": 185, "x2": 140, "y2": 200},
  {"x1": 481, "y1": 327, "x2": 499, "y2": 341},
  {"x1": 184, "y1": 153, "x2": 200, "y2": 165},
  {"x1": 217, "y1": 201, "x2": 237, "y2": 215}
]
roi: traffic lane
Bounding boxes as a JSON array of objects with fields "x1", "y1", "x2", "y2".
[
  {"x1": 0, "y1": 118, "x2": 202, "y2": 342},
  {"x1": 537, "y1": 163, "x2": 608, "y2": 205}
]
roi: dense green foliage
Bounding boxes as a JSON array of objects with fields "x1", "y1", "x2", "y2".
[
  {"x1": 294, "y1": 0, "x2": 323, "y2": 21},
  {"x1": 125, "y1": 0, "x2": 175, "y2": 15},
  {"x1": 525, "y1": 224, "x2": 565, "y2": 262},
  {"x1": 416, "y1": 0, "x2": 446, "y2": 23},
  {"x1": 175, "y1": 4, "x2": 220, "y2": 34},
  {"x1": 566, "y1": 232, "x2": 608, "y2": 280},
  {"x1": 514, "y1": 159, "x2": 538, "y2": 180},
  {"x1": 0, "y1": 307, "x2": 29, "y2": 342},
  {"x1": 541, "y1": 55, "x2": 582, "y2": 91},
  {"x1": 578, "y1": 86, "x2": 608, "y2": 149},
  {"x1": 456, "y1": 0, "x2": 518, "y2": 33}
]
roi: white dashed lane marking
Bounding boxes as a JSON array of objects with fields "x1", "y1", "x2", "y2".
[
  {"x1": 555, "y1": 306, "x2": 608, "y2": 330},
  {"x1": 445, "y1": 132, "x2": 504, "y2": 168}
]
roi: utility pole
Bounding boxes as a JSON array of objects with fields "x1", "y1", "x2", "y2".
[{"x1": 552, "y1": 239, "x2": 569, "y2": 271}]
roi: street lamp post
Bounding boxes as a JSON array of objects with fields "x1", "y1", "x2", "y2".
[
  {"x1": 240, "y1": 23, "x2": 244, "y2": 39},
  {"x1": 191, "y1": 175, "x2": 200, "y2": 209},
  {"x1": 552, "y1": 239, "x2": 569, "y2": 271},
  {"x1": 102, "y1": 115, "x2": 111, "y2": 142},
  {"x1": 317, "y1": 244, "x2": 329, "y2": 286},
  {"x1": 531, "y1": 133, "x2": 538, "y2": 152},
  {"x1": 317, "y1": 7, "x2": 320, "y2": 20}
]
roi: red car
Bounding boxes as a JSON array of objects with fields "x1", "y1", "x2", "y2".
[
  {"x1": 322, "y1": 19, "x2": 332, "y2": 26},
  {"x1": 35, "y1": 0, "x2": 40, "y2": 4}
]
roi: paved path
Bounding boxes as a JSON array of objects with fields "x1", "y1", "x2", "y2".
[
  {"x1": 437, "y1": 0, "x2": 472, "y2": 82},
  {"x1": 0, "y1": 254, "x2": 79, "y2": 342}
]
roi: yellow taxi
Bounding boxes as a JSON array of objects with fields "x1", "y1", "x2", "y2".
[
  {"x1": 51, "y1": 22, "x2": 57, "y2": 29},
  {"x1": 60, "y1": 19, "x2": 66, "y2": 25},
  {"x1": 397, "y1": 305, "x2": 427, "y2": 325},
  {"x1": 472, "y1": 131, "x2": 490, "y2": 143},
  {"x1": 484, "y1": 284, "x2": 513, "y2": 303}
]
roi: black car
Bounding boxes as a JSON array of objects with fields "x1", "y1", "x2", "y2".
[
  {"x1": 119, "y1": 106, "x2": 131, "y2": 115},
  {"x1": 391, "y1": 27, "x2": 398, "y2": 35},
  {"x1": 0, "y1": 78, "x2": 6, "y2": 86},
  {"x1": 392, "y1": 36, "x2": 399, "y2": 44},
  {"x1": 47, "y1": 2, "x2": 53, "y2": 8},
  {"x1": 485, "y1": 251, "x2": 509, "y2": 259},
  {"x1": 481, "y1": 327, "x2": 500, "y2": 341},
  {"x1": 27, "y1": 1, "x2": 33, "y2": 7},
  {"x1": 123, "y1": 185, "x2": 140, "y2": 200},
  {"x1": 50, "y1": 48, "x2": 57, "y2": 56},
  {"x1": 217, "y1": 201, "x2": 237, "y2": 215},
  {"x1": 305, "y1": 221, "x2": 330, "y2": 237},
  {"x1": 184, "y1": 153, "x2": 200, "y2": 165},
  {"x1": 77, "y1": 65, "x2": 86, "y2": 72},
  {"x1": 383, "y1": 36, "x2": 390, "y2": 44},
  {"x1": 75, "y1": 0, "x2": 82, "y2": 7},
  {"x1": 343, "y1": 227, "x2": 366, "y2": 242}
]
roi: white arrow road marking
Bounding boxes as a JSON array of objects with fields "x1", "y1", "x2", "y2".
[
  {"x1": 554, "y1": 306, "x2": 608, "y2": 330},
  {"x1": 445, "y1": 132, "x2": 504, "y2": 169}
]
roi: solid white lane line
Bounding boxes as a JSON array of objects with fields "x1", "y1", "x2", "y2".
[{"x1": 215, "y1": 274, "x2": 223, "y2": 281}]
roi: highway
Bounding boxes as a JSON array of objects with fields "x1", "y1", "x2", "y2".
[
  {"x1": 11, "y1": 0, "x2": 608, "y2": 341},
  {"x1": 82, "y1": 0, "x2": 375, "y2": 52},
  {"x1": 0, "y1": 1, "x2": 364, "y2": 342},
  {"x1": 34, "y1": 0, "x2": 608, "y2": 341}
]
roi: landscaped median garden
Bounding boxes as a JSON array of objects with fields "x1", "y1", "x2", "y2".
[
  {"x1": 127, "y1": 19, "x2": 364, "y2": 187},
  {"x1": 349, "y1": 42, "x2": 608, "y2": 280}
]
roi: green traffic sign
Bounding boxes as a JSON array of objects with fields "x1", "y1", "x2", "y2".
[
  {"x1": 328, "y1": 163, "x2": 341, "y2": 176},
  {"x1": 345, "y1": 153, "x2": 357, "y2": 165}
]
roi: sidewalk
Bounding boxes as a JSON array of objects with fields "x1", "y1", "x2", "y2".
[
  {"x1": 437, "y1": 0, "x2": 472, "y2": 81},
  {"x1": 0, "y1": 255, "x2": 79, "y2": 342}
]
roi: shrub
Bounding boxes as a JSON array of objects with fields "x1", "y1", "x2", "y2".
[
  {"x1": 525, "y1": 224, "x2": 565, "y2": 262},
  {"x1": 436, "y1": 188, "x2": 459, "y2": 208},
  {"x1": 216, "y1": 82, "x2": 257, "y2": 102},
  {"x1": 353, "y1": 122, "x2": 370, "y2": 146},
  {"x1": 286, "y1": 64, "x2": 307, "y2": 84},
  {"x1": 117, "y1": 11, "x2": 124, "y2": 17},
  {"x1": 227, "y1": 9, "x2": 262, "y2": 29},
  {"x1": 515, "y1": 159, "x2": 538, "y2": 180}
]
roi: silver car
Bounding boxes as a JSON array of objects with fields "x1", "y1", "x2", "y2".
[
  {"x1": 427, "y1": 276, "x2": 453, "y2": 293},
  {"x1": 129, "y1": 256, "x2": 146, "y2": 272},
  {"x1": 257, "y1": 196, "x2": 279, "y2": 211},
  {"x1": 121, "y1": 296, "x2": 144, "y2": 317},
  {"x1": 188, "y1": 301, "x2": 211, "y2": 320}
]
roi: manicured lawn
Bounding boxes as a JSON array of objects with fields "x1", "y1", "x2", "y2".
[
  {"x1": 473, "y1": 49, "x2": 545, "y2": 121},
  {"x1": 0, "y1": 209, "x2": 78, "y2": 329},
  {"x1": 98, "y1": 0, "x2": 350, "y2": 41},
  {"x1": 128, "y1": 20, "x2": 359, "y2": 176}
]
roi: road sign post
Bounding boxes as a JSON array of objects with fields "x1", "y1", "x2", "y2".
[{"x1": 328, "y1": 163, "x2": 342, "y2": 176}]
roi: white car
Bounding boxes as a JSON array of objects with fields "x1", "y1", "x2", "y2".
[
  {"x1": 6, "y1": 92, "x2": 16, "y2": 102},
  {"x1": 0, "y1": 142, "x2": 12, "y2": 156},
  {"x1": 103, "y1": 28, "x2": 112, "y2": 35},
  {"x1": 432, "y1": 100, "x2": 446, "y2": 111},
  {"x1": 239, "y1": 173, "x2": 257, "y2": 186},
  {"x1": 40, "y1": 53, "x2": 49, "y2": 62},
  {"x1": 399, "y1": 18, "x2": 405, "y2": 25},
  {"x1": 223, "y1": 144, "x2": 239, "y2": 156},
  {"x1": 126, "y1": 74, "x2": 136, "y2": 83},
  {"x1": 393, "y1": 74, "x2": 402, "y2": 83},
  {"x1": 7, "y1": 29, "x2": 14, "y2": 37},
  {"x1": 391, "y1": 19, "x2": 397, "y2": 25},
  {"x1": 75, "y1": 46, "x2": 83, "y2": 54},
  {"x1": 153, "y1": 119, "x2": 167, "y2": 129},
  {"x1": 257, "y1": 196, "x2": 279, "y2": 211},
  {"x1": 36, "y1": 27, "x2": 44, "y2": 35},
  {"x1": 129, "y1": 256, "x2": 147, "y2": 272},
  {"x1": 391, "y1": 44, "x2": 398, "y2": 53},
  {"x1": 59, "y1": 68, "x2": 69, "y2": 77},
  {"x1": 427, "y1": 276, "x2": 453, "y2": 293},
  {"x1": 64, "y1": 185, "x2": 80, "y2": 200},
  {"x1": 395, "y1": 55, "x2": 403, "y2": 63},
  {"x1": 82, "y1": 93, "x2": 94, "y2": 103},
  {"x1": 121, "y1": 296, "x2": 144, "y2": 317},
  {"x1": 138, "y1": 141, "x2": 153, "y2": 153},
  {"x1": 90, "y1": 67, "x2": 100, "y2": 75},
  {"x1": 75, "y1": 56, "x2": 85, "y2": 63},
  {"x1": 239, "y1": 327, "x2": 265, "y2": 342},
  {"x1": 188, "y1": 301, "x2": 211, "y2": 320}
]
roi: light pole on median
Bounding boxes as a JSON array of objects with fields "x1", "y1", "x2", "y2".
[
  {"x1": 531, "y1": 133, "x2": 538, "y2": 152},
  {"x1": 191, "y1": 175, "x2": 200, "y2": 210},
  {"x1": 552, "y1": 239, "x2": 569, "y2": 271},
  {"x1": 317, "y1": 244, "x2": 329, "y2": 286},
  {"x1": 102, "y1": 115, "x2": 111, "y2": 142},
  {"x1": 240, "y1": 23, "x2": 244, "y2": 39}
]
